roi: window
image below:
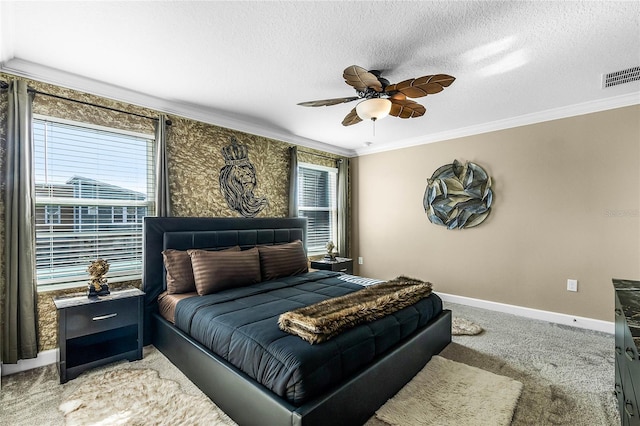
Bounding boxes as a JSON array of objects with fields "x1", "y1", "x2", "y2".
[
  {"x1": 297, "y1": 162, "x2": 337, "y2": 255},
  {"x1": 44, "y1": 205, "x2": 61, "y2": 224},
  {"x1": 34, "y1": 116, "x2": 155, "y2": 289}
]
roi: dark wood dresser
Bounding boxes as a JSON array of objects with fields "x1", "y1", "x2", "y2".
[
  {"x1": 54, "y1": 287, "x2": 144, "y2": 383},
  {"x1": 613, "y1": 279, "x2": 640, "y2": 426}
]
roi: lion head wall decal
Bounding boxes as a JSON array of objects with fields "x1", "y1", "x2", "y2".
[{"x1": 219, "y1": 137, "x2": 268, "y2": 217}]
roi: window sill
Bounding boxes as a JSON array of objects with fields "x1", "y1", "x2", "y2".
[{"x1": 37, "y1": 275, "x2": 142, "y2": 293}]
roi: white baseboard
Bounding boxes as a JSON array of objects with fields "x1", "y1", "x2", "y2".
[
  {"x1": 438, "y1": 292, "x2": 614, "y2": 334},
  {"x1": 1, "y1": 348, "x2": 58, "y2": 377}
]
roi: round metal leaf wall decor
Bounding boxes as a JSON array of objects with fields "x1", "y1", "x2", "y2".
[{"x1": 423, "y1": 160, "x2": 493, "y2": 230}]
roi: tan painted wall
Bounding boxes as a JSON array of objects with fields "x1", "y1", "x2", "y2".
[{"x1": 352, "y1": 105, "x2": 640, "y2": 322}]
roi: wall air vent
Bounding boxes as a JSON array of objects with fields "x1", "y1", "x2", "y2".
[{"x1": 602, "y1": 66, "x2": 640, "y2": 88}]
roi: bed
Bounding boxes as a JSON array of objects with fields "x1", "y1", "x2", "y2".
[{"x1": 143, "y1": 217, "x2": 451, "y2": 426}]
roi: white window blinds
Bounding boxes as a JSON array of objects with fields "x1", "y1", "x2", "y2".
[
  {"x1": 33, "y1": 116, "x2": 155, "y2": 289},
  {"x1": 297, "y1": 162, "x2": 337, "y2": 254}
]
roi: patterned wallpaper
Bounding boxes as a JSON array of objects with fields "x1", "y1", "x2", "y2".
[
  {"x1": 0, "y1": 73, "x2": 344, "y2": 353},
  {"x1": 167, "y1": 116, "x2": 290, "y2": 218}
]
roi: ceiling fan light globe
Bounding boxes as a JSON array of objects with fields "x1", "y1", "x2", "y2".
[{"x1": 356, "y1": 98, "x2": 392, "y2": 121}]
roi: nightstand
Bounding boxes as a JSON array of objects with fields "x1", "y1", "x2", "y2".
[
  {"x1": 310, "y1": 257, "x2": 354, "y2": 274},
  {"x1": 54, "y1": 287, "x2": 144, "y2": 383}
]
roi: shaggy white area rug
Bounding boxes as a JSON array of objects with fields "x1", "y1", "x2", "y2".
[
  {"x1": 452, "y1": 317, "x2": 484, "y2": 335},
  {"x1": 59, "y1": 368, "x2": 229, "y2": 425},
  {"x1": 376, "y1": 355, "x2": 523, "y2": 426}
]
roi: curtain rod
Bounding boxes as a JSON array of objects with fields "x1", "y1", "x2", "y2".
[
  {"x1": 29, "y1": 88, "x2": 172, "y2": 125},
  {"x1": 1, "y1": 80, "x2": 171, "y2": 125},
  {"x1": 296, "y1": 147, "x2": 343, "y2": 161}
]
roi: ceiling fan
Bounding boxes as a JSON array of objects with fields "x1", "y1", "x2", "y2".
[{"x1": 298, "y1": 65, "x2": 455, "y2": 126}]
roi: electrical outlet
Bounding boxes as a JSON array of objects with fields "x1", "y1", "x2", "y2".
[
  {"x1": 358, "y1": 257, "x2": 363, "y2": 265},
  {"x1": 567, "y1": 279, "x2": 578, "y2": 292}
]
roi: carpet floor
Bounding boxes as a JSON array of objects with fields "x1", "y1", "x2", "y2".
[
  {"x1": 443, "y1": 303, "x2": 618, "y2": 426},
  {"x1": 375, "y1": 355, "x2": 522, "y2": 426},
  {"x1": 0, "y1": 302, "x2": 619, "y2": 425}
]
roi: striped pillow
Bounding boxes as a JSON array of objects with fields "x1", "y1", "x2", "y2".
[
  {"x1": 163, "y1": 246, "x2": 240, "y2": 294},
  {"x1": 188, "y1": 247, "x2": 261, "y2": 295},
  {"x1": 162, "y1": 249, "x2": 196, "y2": 294},
  {"x1": 258, "y1": 240, "x2": 309, "y2": 281}
]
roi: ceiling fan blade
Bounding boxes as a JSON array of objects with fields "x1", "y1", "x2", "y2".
[
  {"x1": 343, "y1": 65, "x2": 383, "y2": 92},
  {"x1": 385, "y1": 74, "x2": 455, "y2": 98},
  {"x1": 389, "y1": 92, "x2": 407, "y2": 100},
  {"x1": 297, "y1": 96, "x2": 359, "y2": 107},
  {"x1": 389, "y1": 99, "x2": 426, "y2": 119},
  {"x1": 341, "y1": 107, "x2": 363, "y2": 126}
]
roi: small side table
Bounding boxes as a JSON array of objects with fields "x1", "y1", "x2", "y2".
[
  {"x1": 54, "y1": 287, "x2": 144, "y2": 383},
  {"x1": 310, "y1": 257, "x2": 354, "y2": 274}
]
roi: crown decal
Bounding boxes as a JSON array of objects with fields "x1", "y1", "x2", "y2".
[{"x1": 222, "y1": 137, "x2": 250, "y2": 166}]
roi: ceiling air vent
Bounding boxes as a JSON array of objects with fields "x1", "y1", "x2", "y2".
[{"x1": 602, "y1": 66, "x2": 640, "y2": 88}]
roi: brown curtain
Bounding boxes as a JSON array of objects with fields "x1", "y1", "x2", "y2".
[
  {"x1": 3, "y1": 79, "x2": 39, "y2": 363},
  {"x1": 337, "y1": 158, "x2": 349, "y2": 257},
  {"x1": 155, "y1": 114, "x2": 171, "y2": 217},
  {"x1": 288, "y1": 146, "x2": 298, "y2": 217}
]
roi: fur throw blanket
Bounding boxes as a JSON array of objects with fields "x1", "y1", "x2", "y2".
[{"x1": 278, "y1": 276, "x2": 432, "y2": 344}]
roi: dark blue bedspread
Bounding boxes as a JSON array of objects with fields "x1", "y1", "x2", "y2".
[{"x1": 174, "y1": 270, "x2": 443, "y2": 405}]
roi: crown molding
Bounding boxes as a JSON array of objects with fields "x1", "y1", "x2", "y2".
[
  {"x1": 3, "y1": 58, "x2": 637, "y2": 159},
  {"x1": 355, "y1": 92, "x2": 640, "y2": 156},
  {"x1": 0, "y1": 58, "x2": 356, "y2": 157}
]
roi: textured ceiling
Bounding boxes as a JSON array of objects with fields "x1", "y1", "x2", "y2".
[{"x1": 1, "y1": 1, "x2": 639, "y2": 156}]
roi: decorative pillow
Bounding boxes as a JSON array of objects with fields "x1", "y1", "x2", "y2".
[
  {"x1": 162, "y1": 246, "x2": 239, "y2": 294},
  {"x1": 258, "y1": 240, "x2": 309, "y2": 281},
  {"x1": 162, "y1": 249, "x2": 196, "y2": 294},
  {"x1": 188, "y1": 247, "x2": 261, "y2": 295}
]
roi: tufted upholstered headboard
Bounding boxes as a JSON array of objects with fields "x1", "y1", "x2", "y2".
[{"x1": 142, "y1": 217, "x2": 307, "y2": 343}]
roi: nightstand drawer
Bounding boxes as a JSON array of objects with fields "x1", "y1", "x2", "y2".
[
  {"x1": 65, "y1": 298, "x2": 139, "y2": 339},
  {"x1": 310, "y1": 257, "x2": 353, "y2": 274}
]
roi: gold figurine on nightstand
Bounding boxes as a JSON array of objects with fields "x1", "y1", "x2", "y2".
[
  {"x1": 88, "y1": 258, "x2": 110, "y2": 297},
  {"x1": 324, "y1": 241, "x2": 336, "y2": 261}
]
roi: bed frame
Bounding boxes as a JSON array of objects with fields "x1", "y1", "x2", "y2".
[{"x1": 143, "y1": 217, "x2": 452, "y2": 426}]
